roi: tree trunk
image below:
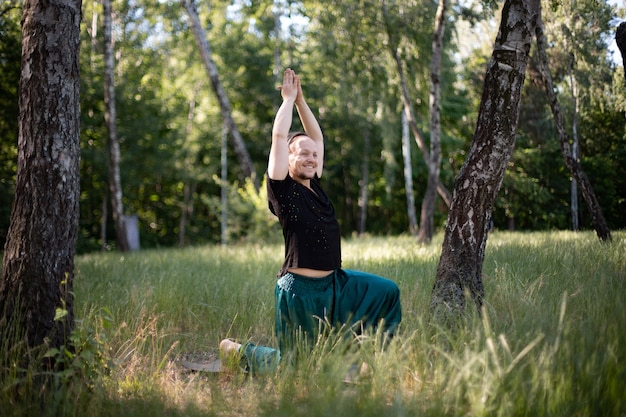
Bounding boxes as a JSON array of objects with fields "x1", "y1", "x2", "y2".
[
  {"x1": 616, "y1": 22, "x2": 626, "y2": 81},
  {"x1": 430, "y1": 0, "x2": 540, "y2": 323},
  {"x1": 342, "y1": 152, "x2": 355, "y2": 230},
  {"x1": 0, "y1": 0, "x2": 82, "y2": 351},
  {"x1": 182, "y1": 0, "x2": 259, "y2": 190},
  {"x1": 567, "y1": 54, "x2": 580, "y2": 231},
  {"x1": 221, "y1": 123, "x2": 228, "y2": 245},
  {"x1": 273, "y1": 0, "x2": 282, "y2": 85},
  {"x1": 101, "y1": 190, "x2": 108, "y2": 251},
  {"x1": 402, "y1": 112, "x2": 418, "y2": 236},
  {"x1": 179, "y1": 84, "x2": 201, "y2": 247},
  {"x1": 535, "y1": 16, "x2": 611, "y2": 242},
  {"x1": 357, "y1": 128, "x2": 370, "y2": 236},
  {"x1": 103, "y1": 0, "x2": 129, "y2": 251},
  {"x1": 392, "y1": 46, "x2": 453, "y2": 211},
  {"x1": 382, "y1": 1, "x2": 452, "y2": 214},
  {"x1": 417, "y1": 0, "x2": 447, "y2": 244}
]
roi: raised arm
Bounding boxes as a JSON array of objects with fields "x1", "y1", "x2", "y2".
[
  {"x1": 268, "y1": 69, "x2": 324, "y2": 180},
  {"x1": 268, "y1": 69, "x2": 297, "y2": 180},
  {"x1": 294, "y1": 75, "x2": 324, "y2": 177}
]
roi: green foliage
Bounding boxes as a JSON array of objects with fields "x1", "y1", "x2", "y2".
[
  {"x1": 457, "y1": 0, "x2": 626, "y2": 232},
  {"x1": 0, "y1": 9, "x2": 21, "y2": 244},
  {"x1": 2, "y1": 0, "x2": 625, "y2": 251},
  {"x1": 0, "y1": 307, "x2": 113, "y2": 417},
  {"x1": 224, "y1": 176, "x2": 282, "y2": 244},
  {"x1": 43, "y1": 308, "x2": 114, "y2": 389},
  {"x1": 578, "y1": 87, "x2": 626, "y2": 229}
]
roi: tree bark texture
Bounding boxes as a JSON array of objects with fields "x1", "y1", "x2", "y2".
[
  {"x1": 417, "y1": 0, "x2": 447, "y2": 244},
  {"x1": 535, "y1": 16, "x2": 611, "y2": 242},
  {"x1": 103, "y1": 0, "x2": 129, "y2": 251},
  {"x1": 402, "y1": 112, "x2": 418, "y2": 236},
  {"x1": 616, "y1": 22, "x2": 626, "y2": 81},
  {"x1": 567, "y1": 60, "x2": 580, "y2": 231},
  {"x1": 392, "y1": 46, "x2": 453, "y2": 210},
  {"x1": 182, "y1": 0, "x2": 259, "y2": 190},
  {"x1": 430, "y1": 0, "x2": 539, "y2": 322},
  {"x1": 220, "y1": 123, "x2": 228, "y2": 245},
  {"x1": 0, "y1": 0, "x2": 82, "y2": 350}
]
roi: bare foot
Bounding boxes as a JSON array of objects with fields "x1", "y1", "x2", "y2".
[
  {"x1": 219, "y1": 338, "x2": 242, "y2": 354},
  {"x1": 219, "y1": 339, "x2": 243, "y2": 370}
]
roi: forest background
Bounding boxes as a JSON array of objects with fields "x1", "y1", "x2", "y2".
[{"x1": 1, "y1": 0, "x2": 625, "y2": 254}]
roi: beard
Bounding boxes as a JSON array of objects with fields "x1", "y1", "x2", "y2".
[{"x1": 295, "y1": 167, "x2": 316, "y2": 179}]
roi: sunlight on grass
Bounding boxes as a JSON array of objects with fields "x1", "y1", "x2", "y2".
[{"x1": 2, "y1": 231, "x2": 624, "y2": 416}]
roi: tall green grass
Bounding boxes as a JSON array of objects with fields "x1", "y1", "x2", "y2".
[{"x1": 1, "y1": 231, "x2": 624, "y2": 416}]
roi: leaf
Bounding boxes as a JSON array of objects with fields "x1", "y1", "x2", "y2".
[
  {"x1": 44, "y1": 348, "x2": 60, "y2": 358},
  {"x1": 54, "y1": 308, "x2": 68, "y2": 321}
]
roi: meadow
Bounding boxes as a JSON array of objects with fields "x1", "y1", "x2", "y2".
[{"x1": 1, "y1": 231, "x2": 625, "y2": 416}]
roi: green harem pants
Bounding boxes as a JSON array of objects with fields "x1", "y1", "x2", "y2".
[{"x1": 239, "y1": 269, "x2": 402, "y2": 374}]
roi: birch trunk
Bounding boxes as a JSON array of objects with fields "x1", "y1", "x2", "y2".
[
  {"x1": 221, "y1": 123, "x2": 228, "y2": 245},
  {"x1": 565, "y1": 48, "x2": 580, "y2": 231},
  {"x1": 402, "y1": 112, "x2": 418, "y2": 236},
  {"x1": 417, "y1": 0, "x2": 447, "y2": 244},
  {"x1": 104, "y1": 0, "x2": 129, "y2": 251},
  {"x1": 382, "y1": 0, "x2": 452, "y2": 218},
  {"x1": 178, "y1": 84, "x2": 201, "y2": 247},
  {"x1": 535, "y1": 16, "x2": 611, "y2": 241},
  {"x1": 357, "y1": 128, "x2": 371, "y2": 236},
  {"x1": 616, "y1": 22, "x2": 626, "y2": 80},
  {"x1": 182, "y1": 0, "x2": 259, "y2": 189},
  {"x1": 430, "y1": 0, "x2": 540, "y2": 322},
  {"x1": 0, "y1": 0, "x2": 82, "y2": 350}
]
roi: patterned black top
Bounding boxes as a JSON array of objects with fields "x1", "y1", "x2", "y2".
[{"x1": 267, "y1": 173, "x2": 341, "y2": 277}]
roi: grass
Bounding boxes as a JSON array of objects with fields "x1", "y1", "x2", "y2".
[{"x1": 1, "y1": 231, "x2": 625, "y2": 416}]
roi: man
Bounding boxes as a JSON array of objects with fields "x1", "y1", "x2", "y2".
[{"x1": 220, "y1": 69, "x2": 401, "y2": 373}]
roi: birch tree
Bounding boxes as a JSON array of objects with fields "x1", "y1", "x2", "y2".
[
  {"x1": 417, "y1": 0, "x2": 447, "y2": 243},
  {"x1": 535, "y1": 15, "x2": 612, "y2": 242},
  {"x1": 539, "y1": 0, "x2": 613, "y2": 235},
  {"x1": 616, "y1": 22, "x2": 626, "y2": 80},
  {"x1": 382, "y1": 0, "x2": 453, "y2": 236},
  {"x1": 103, "y1": 0, "x2": 130, "y2": 251},
  {"x1": 0, "y1": 0, "x2": 82, "y2": 351},
  {"x1": 182, "y1": 0, "x2": 259, "y2": 189},
  {"x1": 430, "y1": 0, "x2": 540, "y2": 322},
  {"x1": 178, "y1": 83, "x2": 202, "y2": 247},
  {"x1": 402, "y1": 112, "x2": 419, "y2": 236},
  {"x1": 357, "y1": 128, "x2": 371, "y2": 236}
]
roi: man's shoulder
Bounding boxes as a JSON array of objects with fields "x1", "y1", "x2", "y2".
[
  {"x1": 267, "y1": 173, "x2": 293, "y2": 189},
  {"x1": 266, "y1": 174, "x2": 295, "y2": 205}
]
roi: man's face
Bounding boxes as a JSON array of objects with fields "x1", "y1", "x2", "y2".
[{"x1": 288, "y1": 136, "x2": 318, "y2": 181}]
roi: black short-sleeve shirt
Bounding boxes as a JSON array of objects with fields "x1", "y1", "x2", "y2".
[{"x1": 267, "y1": 173, "x2": 341, "y2": 276}]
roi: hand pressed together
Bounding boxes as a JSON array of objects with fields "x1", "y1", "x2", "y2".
[{"x1": 279, "y1": 68, "x2": 299, "y2": 103}]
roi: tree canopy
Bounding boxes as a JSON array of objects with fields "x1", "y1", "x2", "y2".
[{"x1": 0, "y1": 0, "x2": 624, "y2": 252}]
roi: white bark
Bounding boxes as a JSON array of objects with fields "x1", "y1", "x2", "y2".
[
  {"x1": 431, "y1": 0, "x2": 540, "y2": 321},
  {"x1": 402, "y1": 112, "x2": 418, "y2": 236},
  {"x1": 0, "y1": 0, "x2": 82, "y2": 349},
  {"x1": 104, "y1": 0, "x2": 129, "y2": 251},
  {"x1": 417, "y1": 0, "x2": 447, "y2": 244},
  {"x1": 535, "y1": 14, "x2": 611, "y2": 241},
  {"x1": 182, "y1": 0, "x2": 259, "y2": 189},
  {"x1": 357, "y1": 129, "x2": 371, "y2": 236}
]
